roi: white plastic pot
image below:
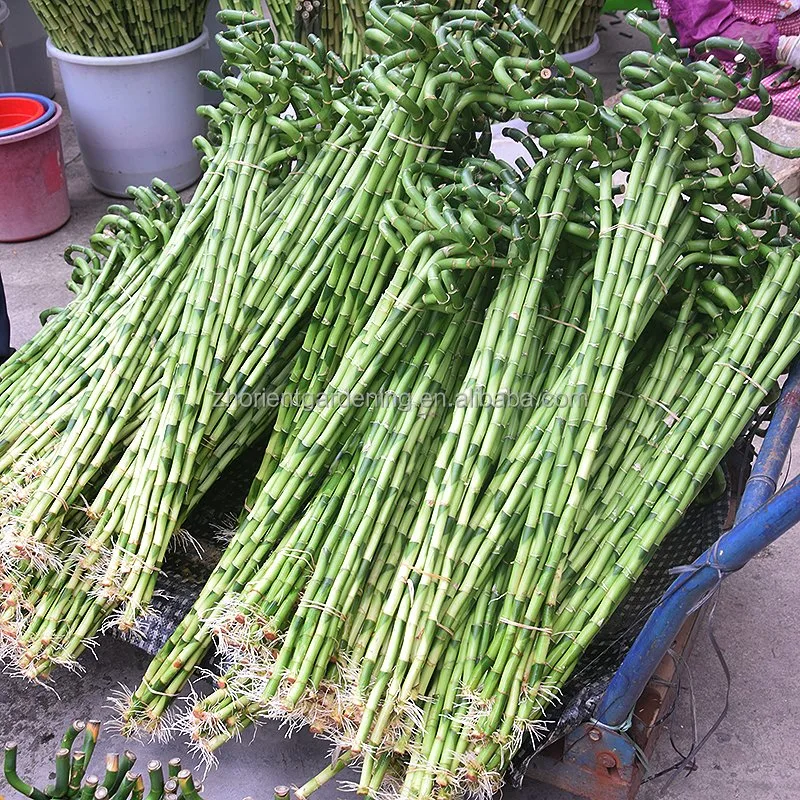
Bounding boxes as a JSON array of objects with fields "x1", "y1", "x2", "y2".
[
  {"x1": 562, "y1": 33, "x2": 601, "y2": 65},
  {"x1": 47, "y1": 30, "x2": 208, "y2": 197}
]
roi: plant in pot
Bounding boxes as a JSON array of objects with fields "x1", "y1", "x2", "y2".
[{"x1": 29, "y1": 0, "x2": 209, "y2": 196}]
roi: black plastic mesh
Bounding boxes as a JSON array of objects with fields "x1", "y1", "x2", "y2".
[
  {"x1": 115, "y1": 445, "x2": 263, "y2": 653},
  {"x1": 505, "y1": 445, "x2": 755, "y2": 782}
]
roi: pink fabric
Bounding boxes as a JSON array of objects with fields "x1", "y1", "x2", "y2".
[{"x1": 653, "y1": 0, "x2": 800, "y2": 119}]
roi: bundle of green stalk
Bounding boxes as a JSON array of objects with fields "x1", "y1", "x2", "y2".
[
  {"x1": 0, "y1": 0, "x2": 583, "y2": 680},
  {"x1": 558, "y1": 0, "x2": 602, "y2": 52},
  {"x1": 319, "y1": 0, "x2": 366, "y2": 69},
  {"x1": 26, "y1": 0, "x2": 207, "y2": 56},
  {"x1": 330, "y1": 0, "x2": 603, "y2": 69},
  {"x1": 292, "y1": 0, "x2": 368, "y2": 69},
  {"x1": 300, "y1": 0, "x2": 604, "y2": 72},
  {"x1": 4, "y1": 720, "x2": 208, "y2": 800},
  {"x1": 1, "y1": 15, "x2": 368, "y2": 665},
  {"x1": 117, "y1": 0, "x2": 612, "y2": 726},
  {"x1": 101, "y1": 8, "x2": 800, "y2": 799},
  {"x1": 269, "y1": 0, "x2": 601, "y2": 75},
  {"x1": 218, "y1": 0, "x2": 298, "y2": 51},
  {"x1": 219, "y1": 0, "x2": 291, "y2": 50},
  {"x1": 0, "y1": 146, "x2": 300, "y2": 661},
  {"x1": 6, "y1": 2, "x2": 800, "y2": 797},
  {"x1": 452, "y1": 0, "x2": 603, "y2": 50},
  {"x1": 226, "y1": 0, "x2": 367, "y2": 71}
]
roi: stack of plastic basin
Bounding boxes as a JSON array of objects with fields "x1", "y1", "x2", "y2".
[{"x1": 0, "y1": 91, "x2": 70, "y2": 242}]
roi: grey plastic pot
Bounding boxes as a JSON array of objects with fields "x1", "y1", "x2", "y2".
[
  {"x1": 203, "y1": 0, "x2": 224, "y2": 106},
  {"x1": 47, "y1": 29, "x2": 208, "y2": 197},
  {"x1": 0, "y1": 1, "x2": 15, "y2": 92},
  {"x1": 5, "y1": 0, "x2": 55, "y2": 97}
]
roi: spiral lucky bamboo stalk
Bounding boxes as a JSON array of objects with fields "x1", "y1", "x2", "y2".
[
  {"x1": 267, "y1": 0, "x2": 604, "y2": 71},
  {"x1": 2, "y1": 720, "x2": 216, "y2": 800},
  {"x1": 120, "y1": 0, "x2": 594, "y2": 731}
]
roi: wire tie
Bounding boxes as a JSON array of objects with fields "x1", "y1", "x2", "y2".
[
  {"x1": 384, "y1": 290, "x2": 423, "y2": 312},
  {"x1": 386, "y1": 132, "x2": 446, "y2": 150},
  {"x1": 714, "y1": 361, "x2": 768, "y2": 395},
  {"x1": 668, "y1": 539, "x2": 734, "y2": 614},
  {"x1": 601, "y1": 222, "x2": 665, "y2": 243},
  {"x1": 142, "y1": 679, "x2": 180, "y2": 698},
  {"x1": 406, "y1": 564, "x2": 453, "y2": 584},
  {"x1": 42, "y1": 490, "x2": 70, "y2": 511},
  {"x1": 228, "y1": 159, "x2": 271, "y2": 173},
  {"x1": 435, "y1": 620, "x2": 455, "y2": 635},
  {"x1": 327, "y1": 141, "x2": 356, "y2": 154},
  {"x1": 538, "y1": 314, "x2": 586, "y2": 334},
  {"x1": 590, "y1": 714, "x2": 653, "y2": 774},
  {"x1": 499, "y1": 618, "x2": 553, "y2": 634},
  {"x1": 299, "y1": 599, "x2": 347, "y2": 621},
  {"x1": 653, "y1": 273, "x2": 669, "y2": 295},
  {"x1": 641, "y1": 394, "x2": 682, "y2": 426},
  {"x1": 589, "y1": 707, "x2": 634, "y2": 734}
]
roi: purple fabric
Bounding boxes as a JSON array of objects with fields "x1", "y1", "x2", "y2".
[
  {"x1": 723, "y1": 18, "x2": 781, "y2": 64},
  {"x1": 656, "y1": 0, "x2": 780, "y2": 64},
  {"x1": 654, "y1": 0, "x2": 800, "y2": 120}
]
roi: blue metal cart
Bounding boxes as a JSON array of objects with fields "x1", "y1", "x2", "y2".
[{"x1": 524, "y1": 363, "x2": 800, "y2": 799}]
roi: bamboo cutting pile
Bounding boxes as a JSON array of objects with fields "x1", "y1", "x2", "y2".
[
  {"x1": 4, "y1": 720, "x2": 208, "y2": 800},
  {"x1": 26, "y1": 0, "x2": 208, "y2": 56},
  {"x1": 3, "y1": 3, "x2": 800, "y2": 798}
]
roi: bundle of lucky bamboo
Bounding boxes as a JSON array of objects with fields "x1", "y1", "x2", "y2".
[
  {"x1": 0, "y1": 0, "x2": 560, "y2": 676},
  {"x1": 4, "y1": 4, "x2": 800, "y2": 800},
  {"x1": 316, "y1": 0, "x2": 605, "y2": 71},
  {"x1": 121, "y1": 7, "x2": 800, "y2": 798}
]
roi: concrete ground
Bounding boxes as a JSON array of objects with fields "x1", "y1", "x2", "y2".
[{"x1": 2, "y1": 15, "x2": 800, "y2": 800}]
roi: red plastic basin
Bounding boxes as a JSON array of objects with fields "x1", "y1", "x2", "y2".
[{"x1": 0, "y1": 96, "x2": 46, "y2": 131}]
